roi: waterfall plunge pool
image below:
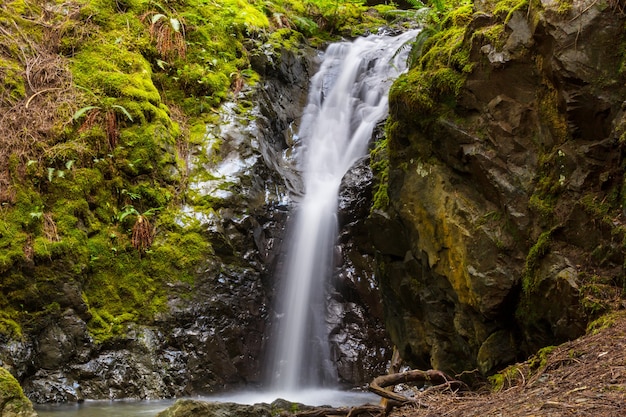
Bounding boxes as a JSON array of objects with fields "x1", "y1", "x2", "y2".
[{"x1": 34, "y1": 389, "x2": 380, "y2": 416}]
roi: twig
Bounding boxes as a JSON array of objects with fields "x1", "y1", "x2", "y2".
[
  {"x1": 25, "y1": 87, "x2": 61, "y2": 108},
  {"x1": 570, "y1": 0, "x2": 600, "y2": 22}
]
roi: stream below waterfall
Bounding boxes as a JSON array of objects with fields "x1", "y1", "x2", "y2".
[{"x1": 35, "y1": 390, "x2": 379, "y2": 416}]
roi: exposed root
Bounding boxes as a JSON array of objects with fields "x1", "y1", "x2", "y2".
[
  {"x1": 43, "y1": 212, "x2": 60, "y2": 242},
  {"x1": 131, "y1": 215, "x2": 155, "y2": 253},
  {"x1": 385, "y1": 312, "x2": 626, "y2": 417},
  {"x1": 369, "y1": 369, "x2": 467, "y2": 406}
]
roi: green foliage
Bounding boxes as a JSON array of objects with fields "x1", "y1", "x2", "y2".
[
  {"x1": 528, "y1": 148, "x2": 567, "y2": 221},
  {"x1": 387, "y1": 1, "x2": 473, "y2": 135},
  {"x1": 493, "y1": 0, "x2": 529, "y2": 23},
  {"x1": 488, "y1": 364, "x2": 521, "y2": 392},
  {"x1": 0, "y1": 57, "x2": 25, "y2": 104},
  {"x1": 0, "y1": 313, "x2": 22, "y2": 339},
  {"x1": 370, "y1": 137, "x2": 390, "y2": 211},
  {"x1": 538, "y1": 86, "x2": 568, "y2": 145},
  {"x1": 0, "y1": 0, "x2": 393, "y2": 345},
  {"x1": 522, "y1": 230, "x2": 552, "y2": 293},
  {"x1": 586, "y1": 311, "x2": 624, "y2": 334},
  {"x1": 528, "y1": 345, "x2": 556, "y2": 370}
]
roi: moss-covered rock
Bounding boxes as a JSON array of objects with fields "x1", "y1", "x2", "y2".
[{"x1": 0, "y1": 367, "x2": 37, "y2": 417}]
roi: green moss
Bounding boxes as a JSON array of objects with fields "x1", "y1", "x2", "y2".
[
  {"x1": 522, "y1": 229, "x2": 552, "y2": 293},
  {"x1": 493, "y1": 0, "x2": 529, "y2": 23},
  {"x1": 555, "y1": 0, "x2": 574, "y2": 15},
  {"x1": 0, "y1": 366, "x2": 34, "y2": 413},
  {"x1": 586, "y1": 311, "x2": 624, "y2": 334},
  {"x1": 387, "y1": 3, "x2": 474, "y2": 135},
  {"x1": 72, "y1": 42, "x2": 165, "y2": 121},
  {"x1": 528, "y1": 150, "x2": 566, "y2": 220},
  {"x1": 473, "y1": 23, "x2": 507, "y2": 50},
  {"x1": 389, "y1": 70, "x2": 437, "y2": 124},
  {"x1": 528, "y1": 345, "x2": 556, "y2": 370},
  {"x1": 0, "y1": 57, "x2": 25, "y2": 103},
  {"x1": 81, "y1": 211, "x2": 211, "y2": 343},
  {"x1": 370, "y1": 137, "x2": 390, "y2": 211},
  {"x1": 1, "y1": 0, "x2": 388, "y2": 346},
  {"x1": 0, "y1": 312, "x2": 22, "y2": 339},
  {"x1": 538, "y1": 86, "x2": 568, "y2": 145},
  {"x1": 488, "y1": 364, "x2": 521, "y2": 392}
]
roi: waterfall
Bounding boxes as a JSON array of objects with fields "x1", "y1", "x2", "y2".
[{"x1": 268, "y1": 30, "x2": 419, "y2": 392}]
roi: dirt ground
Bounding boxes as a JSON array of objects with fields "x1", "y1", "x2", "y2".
[{"x1": 388, "y1": 312, "x2": 626, "y2": 417}]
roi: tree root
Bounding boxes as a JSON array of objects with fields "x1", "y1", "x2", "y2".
[{"x1": 294, "y1": 369, "x2": 467, "y2": 417}]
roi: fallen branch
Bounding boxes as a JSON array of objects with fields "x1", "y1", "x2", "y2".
[{"x1": 368, "y1": 369, "x2": 466, "y2": 405}]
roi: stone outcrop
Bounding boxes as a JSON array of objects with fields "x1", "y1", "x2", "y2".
[
  {"x1": 156, "y1": 398, "x2": 317, "y2": 417},
  {"x1": 375, "y1": 0, "x2": 626, "y2": 376}
]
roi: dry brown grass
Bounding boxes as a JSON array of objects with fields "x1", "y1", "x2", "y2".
[
  {"x1": 388, "y1": 312, "x2": 626, "y2": 417},
  {"x1": 42, "y1": 212, "x2": 60, "y2": 242},
  {"x1": 142, "y1": 11, "x2": 186, "y2": 60},
  {"x1": 76, "y1": 107, "x2": 121, "y2": 151},
  {"x1": 131, "y1": 215, "x2": 154, "y2": 253},
  {"x1": 0, "y1": 2, "x2": 83, "y2": 201}
]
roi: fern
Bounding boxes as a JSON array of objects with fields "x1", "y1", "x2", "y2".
[{"x1": 405, "y1": 0, "x2": 426, "y2": 8}]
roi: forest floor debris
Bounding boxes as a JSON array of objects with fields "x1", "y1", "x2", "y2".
[{"x1": 387, "y1": 311, "x2": 626, "y2": 417}]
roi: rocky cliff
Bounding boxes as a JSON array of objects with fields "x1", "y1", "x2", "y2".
[
  {"x1": 0, "y1": 0, "x2": 399, "y2": 402},
  {"x1": 373, "y1": 0, "x2": 626, "y2": 376}
]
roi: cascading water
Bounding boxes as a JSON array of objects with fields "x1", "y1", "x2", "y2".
[{"x1": 268, "y1": 29, "x2": 419, "y2": 393}]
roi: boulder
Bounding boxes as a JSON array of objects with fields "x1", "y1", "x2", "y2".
[
  {"x1": 0, "y1": 367, "x2": 38, "y2": 417},
  {"x1": 156, "y1": 398, "x2": 315, "y2": 417}
]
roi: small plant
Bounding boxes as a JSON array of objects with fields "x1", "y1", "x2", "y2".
[
  {"x1": 117, "y1": 205, "x2": 160, "y2": 253},
  {"x1": 142, "y1": 11, "x2": 186, "y2": 60},
  {"x1": 73, "y1": 104, "x2": 133, "y2": 150},
  {"x1": 132, "y1": 214, "x2": 154, "y2": 253},
  {"x1": 522, "y1": 229, "x2": 553, "y2": 293},
  {"x1": 489, "y1": 365, "x2": 522, "y2": 392}
]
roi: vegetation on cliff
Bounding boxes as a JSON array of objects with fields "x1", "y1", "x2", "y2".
[
  {"x1": 0, "y1": 0, "x2": 402, "y2": 346},
  {"x1": 2, "y1": 0, "x2": 624, "y2": 408}
]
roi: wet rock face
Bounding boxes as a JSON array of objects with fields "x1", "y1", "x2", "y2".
[
  {"x1": 3, "y1": 42, "x2": 317, "y2": 403},
  {"x1": 331, "y1": 156, "x2": 392, "y2": 383},
  {"x1": 377, "y1": 1, "x2": 626, "y2": 375},
  {"x1": 3, "y1": 39, "x2": 393, "y2": 402}
]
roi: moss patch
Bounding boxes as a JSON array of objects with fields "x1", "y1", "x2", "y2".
[{"x1": 0, "y1": 367, "x2": 35, "y2": 414}]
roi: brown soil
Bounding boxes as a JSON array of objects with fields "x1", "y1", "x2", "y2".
[{"x1": 389, "y1": 312, "x2": 626, "y2": 417}]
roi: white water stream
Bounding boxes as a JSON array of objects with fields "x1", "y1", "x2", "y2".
[{"x1": 267, "y1": 29, "x2": 418, "y2": 394}]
